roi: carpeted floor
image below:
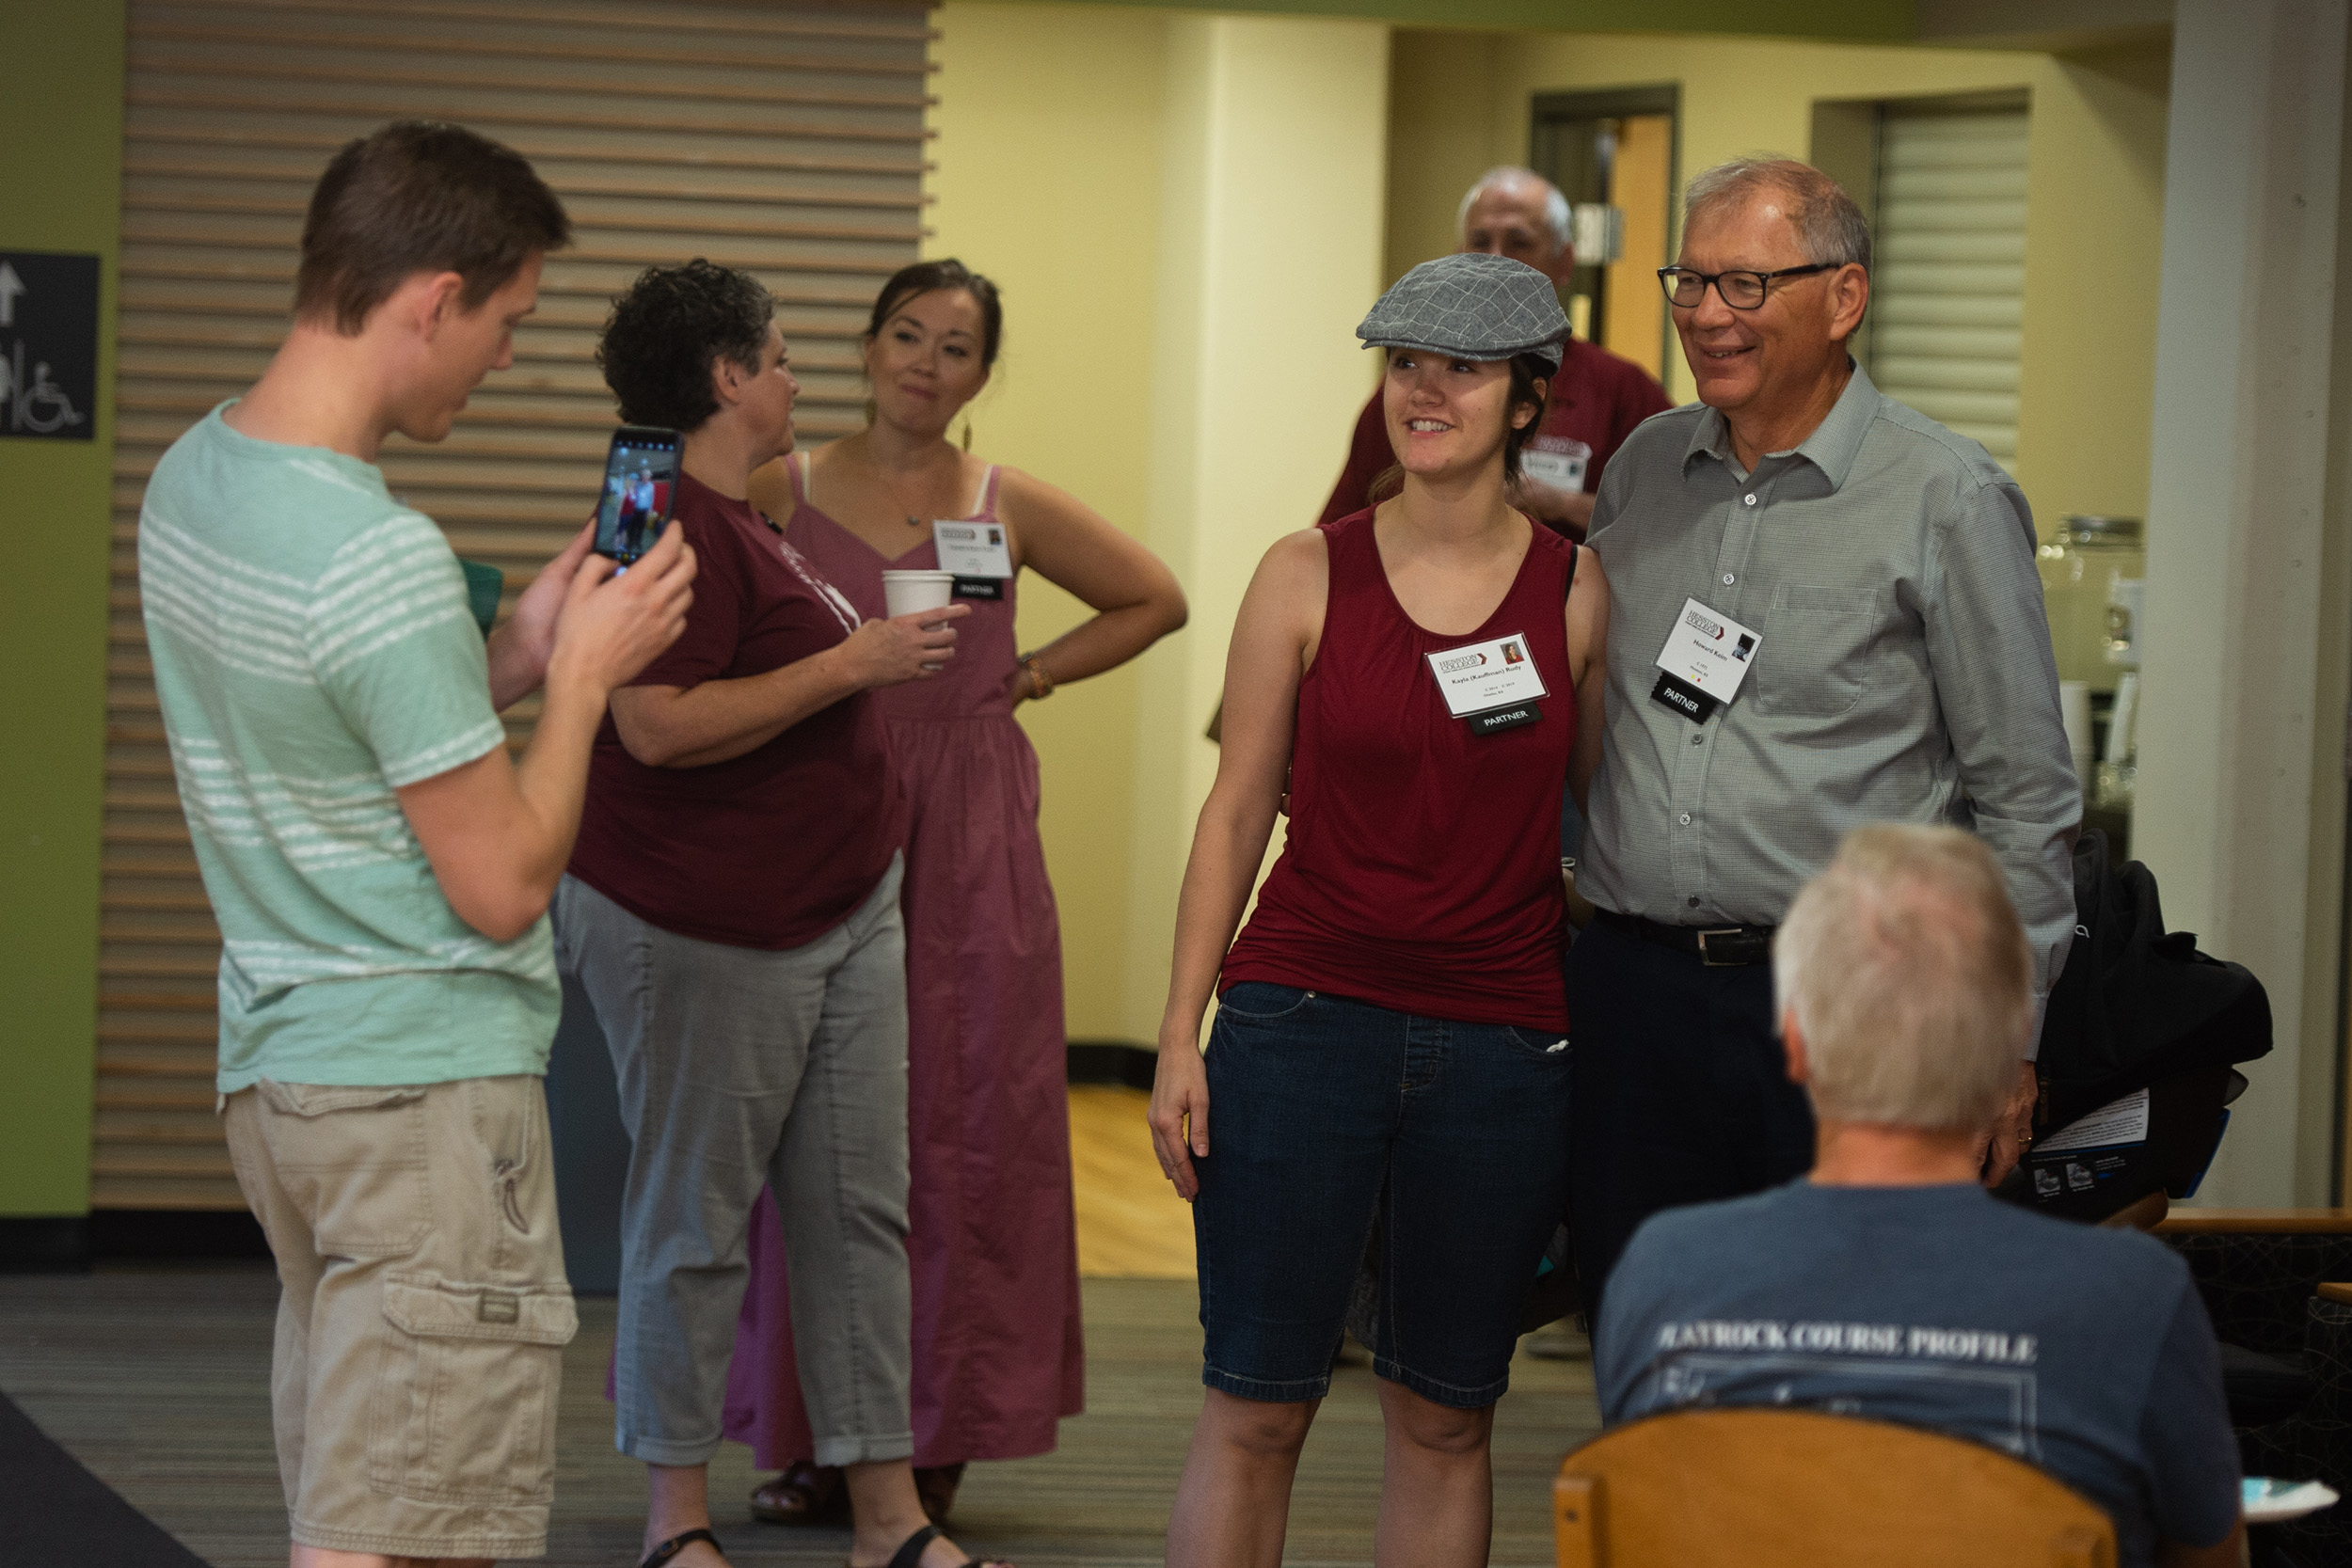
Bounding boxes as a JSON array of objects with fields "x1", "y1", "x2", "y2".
[{"x1": 0, "y1": 1267, "x2": 1598, "y2": 1566}]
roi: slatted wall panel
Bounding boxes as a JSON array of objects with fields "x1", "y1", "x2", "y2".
[
  {"x1": 102, "y1": 0, "x2": 931, "y2": 1209},
  {"x1": 1870, "y1": 103, "x2": 2029, "y2": 469}
]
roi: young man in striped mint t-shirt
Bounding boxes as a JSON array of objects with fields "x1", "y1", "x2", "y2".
[{"x1": 138, "y1": 120, "x2": 693, "y2": 1568}]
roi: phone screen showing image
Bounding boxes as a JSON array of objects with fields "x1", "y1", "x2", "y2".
[{"x1": 595, "y1": 426, "x2": 682, "y2": 565}]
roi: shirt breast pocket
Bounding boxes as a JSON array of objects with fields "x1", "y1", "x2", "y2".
[{"x1": 1753, "y1": 583, "x2": 1884, "y2": 719}]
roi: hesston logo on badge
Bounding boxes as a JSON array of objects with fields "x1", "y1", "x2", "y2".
[
  {"x1": 1437, "y1": 650, "x2": 1487, "y2": 674},
  {"x1": 1683, "y1": 607, "x2": 1726, "y2": 641}
]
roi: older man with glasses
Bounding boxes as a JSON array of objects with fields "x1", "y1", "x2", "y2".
[{"x1": 1567, "y1": 157, "x2": 2077, "y2": 1321}]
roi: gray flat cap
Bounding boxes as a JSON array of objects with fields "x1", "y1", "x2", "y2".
[{"x1": 1357, "y1": 252, "x2": 1568, "y2": 372}]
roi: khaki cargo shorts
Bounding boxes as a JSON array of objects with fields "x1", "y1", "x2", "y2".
[{"x1": 224, "y1": 1074, "x2": 577, "y2": 1560}]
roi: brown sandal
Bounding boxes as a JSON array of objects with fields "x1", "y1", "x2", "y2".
[
  {"x1": 914, "y1": 1463, "x2": 965, "y2": 1524},
  {"x1": 749, "y1": 1461, "x2": 848, "y2": 1526}
]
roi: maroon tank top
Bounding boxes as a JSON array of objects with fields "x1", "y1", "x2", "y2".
[{"x1": 1220, "y1": 509, "x2": 1575, "y2": 1030}]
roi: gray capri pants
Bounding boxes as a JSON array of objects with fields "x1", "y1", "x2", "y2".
[{"x1": 553, "y1": 857, "x2": 914, "y2": 1468}]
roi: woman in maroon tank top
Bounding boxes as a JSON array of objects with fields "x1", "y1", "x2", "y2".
[{"x1": 1148, "y1": 254, "x2": 1612, "y2": 1568}]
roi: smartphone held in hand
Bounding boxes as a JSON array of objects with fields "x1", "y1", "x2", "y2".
[{"x1": 594, "y1": 425, "x2": 682, "y2": 567}]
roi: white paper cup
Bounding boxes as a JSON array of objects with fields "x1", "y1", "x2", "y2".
[{"x1": 881, "y1": 569, "x2": 956, "y2": 618}]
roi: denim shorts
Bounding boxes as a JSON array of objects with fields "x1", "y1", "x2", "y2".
[{"x1": 1193, "y1": 982, "x2": 1574, "y2": 1410}]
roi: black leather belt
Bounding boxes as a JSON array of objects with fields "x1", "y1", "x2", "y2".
[{"x1": 1594, "y1": 908, "x2": 1776, "y2": 967}]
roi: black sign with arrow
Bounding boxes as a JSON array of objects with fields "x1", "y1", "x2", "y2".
[{"x1": 0, "y1": 250, "x2": 99, "y2": 442}]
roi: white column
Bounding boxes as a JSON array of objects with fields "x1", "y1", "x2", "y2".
[
  {"x1": 1121, "y1": 16, "x2": 1391, "y2": 1040},
  {"x1": 2137, "y1": 0, "x2": 2348, "y2": 1204}
]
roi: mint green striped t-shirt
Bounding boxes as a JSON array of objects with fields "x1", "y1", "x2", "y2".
[{"x1": 139, "y1": 404, "x2": 558, "y2": 1092}]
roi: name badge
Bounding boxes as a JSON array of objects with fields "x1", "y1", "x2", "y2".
[
  {"x1": 1519, "y1": 436, "x2": 1591, "y2": 494},
  {"x1": 1650, "y1": 596, "x2": 1760, "y2": 724},
  {"x1": 1426, "y1": 633, "x2": 1548, "y2": 732},
  {"x1": 933, "y1": 520, "x2": 1012, "y2": 600}
]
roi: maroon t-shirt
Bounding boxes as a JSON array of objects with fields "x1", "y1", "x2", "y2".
[
  {"x1": 1316, "y1": 336, "x2": 1674, "y2": 530},
  {"x1": 568, "y1": 471, "x2": 904, "y2": 950}
]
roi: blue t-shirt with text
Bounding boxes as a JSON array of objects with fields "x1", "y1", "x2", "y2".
[{"x1": 1597, "y1": 1181, "x2": 2238, "y2": 1567}]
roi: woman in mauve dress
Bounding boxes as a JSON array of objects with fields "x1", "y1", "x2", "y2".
[{"x1": 727, "y1": 259, "x2": 1187, "y2": 1527}]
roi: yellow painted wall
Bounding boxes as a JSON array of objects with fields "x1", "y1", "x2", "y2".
[
  {"x1": 1387, "y1": 29, "x2": 2171, "y2": 536},
  {"x1": 929, "y1": 6, "x2": 1391, "y2": 1043},
  {"x1": 928, "y1": 5, "x2": 1172, "y2": 1040},
  {"x1": 0, "y1": 0, "x2": 122, "y2": 1216},
  {"x1": 1123, "y1": 15, "x2": 1391, "y2": 1045}
]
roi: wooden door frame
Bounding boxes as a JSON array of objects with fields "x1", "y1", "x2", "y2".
[{"x1": 1529, "y1": 84, "x2": 1680, "y2": 377}]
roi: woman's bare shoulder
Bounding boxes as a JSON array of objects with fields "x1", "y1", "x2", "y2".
[
  {"x1": 989, "y1": 463, "x2": 1089, "y2": 527},
  {"x1": 1259, "y1": 526, "x2": 1329, "y2": 578},
  {"x1": 1239, "y1": 530, "x2": 1330, "y2": 642}
]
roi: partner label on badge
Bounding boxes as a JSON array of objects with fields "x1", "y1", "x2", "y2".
[
  {"x1": 1655, "y1": 596, "x2": 1761, "y2": 703},
  {"x1": 1426, "y1": 633, "x2": 1549, "y2": 720},
  {"x1": 933, "y1": 519, "x2": 1013, "y2": 580}
]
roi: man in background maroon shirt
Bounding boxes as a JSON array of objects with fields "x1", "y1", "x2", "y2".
[{"x1": 1318, "y1": 166, "x2": 1673, "y2": 540}]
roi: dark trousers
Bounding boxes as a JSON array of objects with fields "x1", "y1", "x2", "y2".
[{"x1": 1565, "y1": 915, "x2": 1816, "y2": 1326}]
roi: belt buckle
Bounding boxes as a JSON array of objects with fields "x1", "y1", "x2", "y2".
[{"x1": 1695, "y1": 927, "x2": 1746, "y2": 967}]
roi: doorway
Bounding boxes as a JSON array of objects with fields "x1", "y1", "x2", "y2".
[{"x1": 1531, "y1": 86, "x2": 1679, "y2": 382}]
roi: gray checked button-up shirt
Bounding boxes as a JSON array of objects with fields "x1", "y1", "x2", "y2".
[{"x1": 1581, "y1": 363, "x2": 2078, "y2": 1010}]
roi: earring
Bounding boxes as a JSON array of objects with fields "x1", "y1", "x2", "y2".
[{"x1": 960, "y1": 417, "x2": 973, "y2": 452}]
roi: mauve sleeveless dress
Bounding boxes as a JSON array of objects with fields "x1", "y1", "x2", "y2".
[{"x1": 722, "y1": 455, "x2": 1086, "y2": 1467}]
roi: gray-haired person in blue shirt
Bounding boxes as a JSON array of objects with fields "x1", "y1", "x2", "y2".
[
  {"x1": 1597, "y1": 824, "x2": 2240, "y2": 1568},
  {"x1": 1569, "y1": 157, "x2": 2077, "y2": 1319}
]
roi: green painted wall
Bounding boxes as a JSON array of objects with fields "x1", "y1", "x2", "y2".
[
  {"x1": 1005, "y1": 0, "x2": 1915, "y2": 41},
  {"x1": 0, "y1": 0, "x2": 124, "y2": 1216}
]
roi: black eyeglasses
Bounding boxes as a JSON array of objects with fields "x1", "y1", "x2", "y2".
[{"x1": 1657, "y1": 263, "x2": 1837, "y2": 310}]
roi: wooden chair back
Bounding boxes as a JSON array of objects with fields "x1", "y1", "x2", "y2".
[{"x1": 1555, "y1": 1410, "x2": 2117, "y2": 1568}]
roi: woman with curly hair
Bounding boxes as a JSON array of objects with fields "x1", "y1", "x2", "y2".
[{"x1": 557, "y1": 258, "x2": 1011, "y2": 1568}]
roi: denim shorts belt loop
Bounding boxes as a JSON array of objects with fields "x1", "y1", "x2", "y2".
[{"x1": 1191, "y1": 982, "x2": 1574, "y2": 1410}]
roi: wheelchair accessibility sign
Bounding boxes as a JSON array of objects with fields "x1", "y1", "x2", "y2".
[{"x1": 0, "y1": 251, "x2": 99, "y2": 441}]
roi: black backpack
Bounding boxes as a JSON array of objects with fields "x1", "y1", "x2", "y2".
[{"x1": 2034, "y1": 829, "x2": 2271, "y2": 1131}]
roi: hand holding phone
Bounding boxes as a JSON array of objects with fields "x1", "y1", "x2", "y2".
[
  {"x1": 553, "y1": 521, "x2": 698, "y2": 699},
  {"x1": 595, "y1": 424, "x2": 682, "y2": 567}
]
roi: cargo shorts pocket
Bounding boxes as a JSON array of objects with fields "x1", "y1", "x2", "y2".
[
  {"x1": 367, "y1": 1272, "x2": 579, "y2": 1506},
  {"x1": 253, "y1": 1082, "x2": 430, "y2": 1257}
]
